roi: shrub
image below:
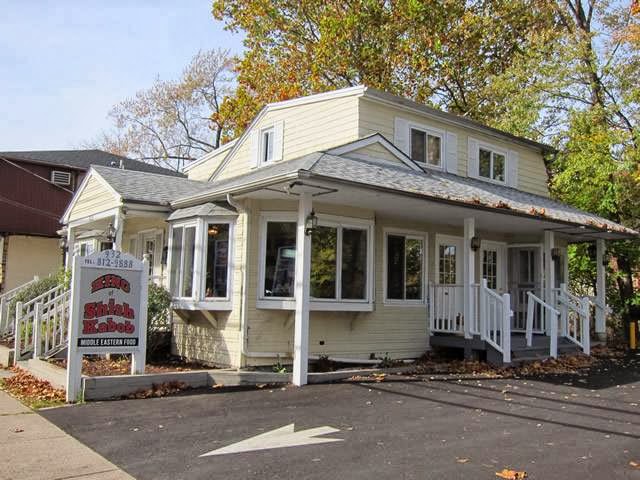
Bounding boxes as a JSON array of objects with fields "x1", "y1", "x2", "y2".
[
  {"x1": 146, "y1": 283, "x2": 172, "y2": 361},
  {"x1": 7, "y1": 273, "x2": 62, "y2": 322}
]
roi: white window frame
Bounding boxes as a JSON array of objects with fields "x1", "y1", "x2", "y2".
[
  {"x1": 76, "y1": 239, "x2": 95, "y2": 257},
  {"x1": 383, "y1": 228, "x2": 428, "y2": 306},
  {"x1": 476, "y1": 142, "x2": 507, "y2": 184},
  {"x1": 257, "y1": 212, "x2": 374, "y2": 311},
  {"x1": 167, "y1": 217, "x2": 235, "y2": 311},
  {"x1": 260, "y1": 126, "x2": 275, "y2": 165},
  {"x1": 51, "y1": 170, "x2": 72, "y2": 186},
  {"x1": 408, "y1": 121, "x2": 445, "y2": 170},
  {"x1": 480, "y1": 240, "x2": 507, "y2": 292}
]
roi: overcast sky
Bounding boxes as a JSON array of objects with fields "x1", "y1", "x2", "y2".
[{"x1": 0, "y1": 1, "x2": 244, "y2": 151}]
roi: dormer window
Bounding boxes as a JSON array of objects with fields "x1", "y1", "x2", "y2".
[
  {"x1": 410, "y1": 127, "x2": 443, "y2": 168},
  {"x1": 261, "y1": 127, "x2": 275, "y2": 164},
  {"x1": 479, "y1": 147, "x2": 506, "y2": 182}
]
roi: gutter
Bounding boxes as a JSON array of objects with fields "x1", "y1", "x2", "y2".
[{"x1": 226, "y1": 193, "x2": 290, "y2": 362}]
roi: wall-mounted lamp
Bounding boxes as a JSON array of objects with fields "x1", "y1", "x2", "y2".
[
  {"x1": 305, "y1": 210, "x2": 318, "y2": 236},
  {"x1": 105, "y1": 223, "x2": 117, "y2": 243},
  {"x1": 551, "y1": 247, "x2": 561, "y2": 261},
  {"x1": 207, "y1": 225, "x2": 220, "y2": 236},
  {"x1": 470, "y1": 236, "x2": 481, "y2": 252},
  {"x1": 58, "y1": 235, "x2": 68, "y2": 250},
  {"x1": 602, "y1": 251, "x2": 610, "y2": 266}
]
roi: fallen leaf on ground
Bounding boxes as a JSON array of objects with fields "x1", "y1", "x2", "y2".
[
  {"x1": 456, "y1": 457, "x2": 470, "y2": 464},
  {"x1": 496, "y1": 468, "x2": 527, "y2": 479},
  {"x1": 12, "y1": 427, "x2": 24, "y2": 433},
  {"x1": 630, "y1": 461, "x2": 640, "y2": 469}
]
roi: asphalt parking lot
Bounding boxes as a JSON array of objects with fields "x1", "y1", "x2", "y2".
[{"x1": 41, "y1": 371, "x2": 640, "y2": 480}]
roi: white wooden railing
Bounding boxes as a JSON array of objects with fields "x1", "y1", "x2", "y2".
[
  {"x1": 557, "y1": 283, "x2": 590, "y2": 354},
  {"x1": 13, "y1": 284, "x2": 66, "y2": 362},
  {"x1": 479, "y1": 279, "x2": 512, "y2": 363},
  {"x1": 526, "y1": 292, "x2": 560, "y2": 357},
  {"x1": 37, "y1": 290, "x2": 71, "y2": 358},
  {"x1": 429, "y1": 284, "x2": 465, "y2": 334},
  {"x1": 0, "y1": 276, "x2": 39, "y2": 337},
  {"x1": 512, "y1": 284, "x2": 544, "y2": 332}
]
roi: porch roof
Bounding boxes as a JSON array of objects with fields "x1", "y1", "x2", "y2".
[
  {"x1": 167, "y1": 202, "x2": 237, "y2": 221},
  {"x1": 92, "y1": 165, "x2": 211, "y2": 206},
  {"x1": 172, "y1": 153, "x2": 637, "y2": 241}
]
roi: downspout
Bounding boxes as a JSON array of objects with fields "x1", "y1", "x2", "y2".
[{"x1": 226, "y1": 194, "x2": 290, "y2": 362}]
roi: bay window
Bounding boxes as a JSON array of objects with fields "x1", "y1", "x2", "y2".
[
  {"x1": 168, "y1": 218, "x2": 235, "y2": 309},
  {"x1": 384, "y1": 231, "x2": 426, "y2": 303},
  {"x1": 258, "y1": 213, "x2": 373, "y2": 309}
]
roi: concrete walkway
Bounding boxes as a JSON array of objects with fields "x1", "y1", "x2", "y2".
[{"x1": 0, "y1": 389, "x2": 135, "y2": 480}]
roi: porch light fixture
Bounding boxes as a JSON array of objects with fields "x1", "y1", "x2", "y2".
[
  {"x1": 602, "y1": 250, "x2": 610, "y2": 266},
  {"x1": 58, "y1": 235, "x2": 67, "y2": 250},
  {"x1": 208, "y1": 225, "x2": 220, "y2": 236},
  {"x1": 105, "y1": 223, "x2": 117, "y2": 243},
  {"x1": 470, "y1": 236, "x2": 481, "y2": 252},
  {"x1": 551, "y1": 247, "x2": 561, "y2": 261},
  {"x1": 305, "y1": 210, "x2": 318, "y2": 236}
]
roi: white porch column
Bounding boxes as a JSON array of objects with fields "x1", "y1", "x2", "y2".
[
  {"x1": 595, "y1": 239, "x2": 607, "y2": 339},
  {"x1": 463, "y1": 217, "x2": 475, "y2": 339},
  {"x1": 113, "y1": 209, "x2": 124, "y2": 251},
  {"x1": 543, "y1": 230, "x2": 555, "y2": 335},
  {"x1": 65, "y1": 226, "x2": 75, "y2": 267},
  {"x1": 293, "y1": 193, "x2": 312, "y2": 386}
]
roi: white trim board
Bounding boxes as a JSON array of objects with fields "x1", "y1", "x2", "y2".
[{"x1": 326, "y1": 134, "x2": 422, "y2": 172}]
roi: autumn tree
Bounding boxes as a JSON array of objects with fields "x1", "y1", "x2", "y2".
[
  {"x1": 212, "y1": 0, "x2": 558, "y2": 136},
  {"x1": 97, "y1": 49, "x2": 235, "y2": 171}
]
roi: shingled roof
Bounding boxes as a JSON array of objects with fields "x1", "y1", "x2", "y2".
[
  {"x1": 0, "y1": 149, "x2": 184, "y2": 177},
  {"x1": 174, "y1": 151, "x2": 637, "y2": 238},
  {"x1": 91, "y1": 165, "x2": 209, "y2": 205}
]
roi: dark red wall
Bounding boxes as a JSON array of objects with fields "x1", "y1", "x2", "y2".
[{"x1": 0, "y1": 160, "x2": 78, "y2": 237}]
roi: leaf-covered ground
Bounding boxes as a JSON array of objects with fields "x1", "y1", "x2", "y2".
[
  {"x1": 0, "y1": 367, "x2": 65, "y2": 409},
  {"x1": 48, "y1": 356, "x2": 213, "y2": 377}
]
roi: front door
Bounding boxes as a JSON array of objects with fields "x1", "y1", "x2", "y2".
[
  {"x1": 434, "y1": 235, "x2": 464, "y2": 331},
  {"x1": 508, "y1": 246, "x2": 543, "y2": 331},
  {"x1": 480, "y1": 241, "x2": 506, "y2": 292}
]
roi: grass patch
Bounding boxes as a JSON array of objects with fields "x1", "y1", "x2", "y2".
[{"x1": 0, "y1": 367, "x2": 65, "y2": 409}]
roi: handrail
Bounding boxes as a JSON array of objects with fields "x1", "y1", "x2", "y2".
[
  {"x1": 0, "y1": 275, "x2": 39, "y2": 336},
  {"x1": 479, "y1": 279, "x2": 511, "y2": 363},
  {"x1": 526, "y1": 292, "x2": 560, "y2": 357},
  {"x1": 557, "y1": 284, "x2": 590, "y2": 354}
]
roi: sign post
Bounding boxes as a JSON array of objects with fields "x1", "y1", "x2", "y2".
[{"x1": 66, "y1": 250, "x2": 148, "y2": 402}]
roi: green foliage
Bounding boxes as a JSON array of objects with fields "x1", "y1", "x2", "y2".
[
  {"x1": 272, "y1": 355, "x2": 288, "y2": 374},
  {"x1": 7, "y1": 274, "x2": 61, "y2": 322},
  {"x1": 146, "y1": 283, "x2": 172, "y2": 361}
]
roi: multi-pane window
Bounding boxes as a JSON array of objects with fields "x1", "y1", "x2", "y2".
[
  {"x1": 310, "y1": 226, "x2": 337, "y2": 299},
  {"x1": 264, "y1": 222, "x2": 297, "y2": 298},
  {"x1": 439, "y1": 244, "x2": 457, "y2": 284},
  {"x1": 479, "y1": 148, "x2": 506, "y2": 182},
  {"x1": 386, "y1": 234, "x2": 424, "y2": 301},
  {"x1": 410, "y1": 128, "x2": 442, "y2": 167},
  {"x1": 169, "y1": 220, "x2": 233, "y2": 302},
  {"x1": 205, "y1": 223, "x2": 230, "y2": 298},
  {"x1": 483, "y1": 249, "x2": 498, "y2": 290}
]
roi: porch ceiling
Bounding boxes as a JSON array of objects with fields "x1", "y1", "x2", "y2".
[{"x1": 234, "y1": 180, "x2": 627, "y2": 243}]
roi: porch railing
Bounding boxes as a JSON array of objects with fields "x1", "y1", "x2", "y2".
[
  {"x1": 479, "y1": 279, "x2": 512, "y2": 363},
  {"x1": 37, "y1": 290, "x2": 71, "y2": 358},
  {"x1": 526, "y1": 292, "x2": 560, "y2": 358},
  {"x1": 557, "y1": 284, "x2": 590, "y2": 354},
  {"x1": 429, "y1": 284, "x2": 464, "y2": 334},
  {"x1": 512, "y1": 284, "x2": 544, "y2": 332},
  {"x1": 13, "y1": 284, "x2": 66, "y2": 363},
  {"x1": 0, "y1": 276, "x2": 39, "y2": 338}
]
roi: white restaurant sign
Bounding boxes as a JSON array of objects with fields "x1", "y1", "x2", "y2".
[{"x1": 66, "y1": 250, "x2": 148, "y2": 402}]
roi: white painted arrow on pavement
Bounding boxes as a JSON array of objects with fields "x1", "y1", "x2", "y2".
[{"x1": 200, "y1": 423, "x2": 343, "y2": 456}]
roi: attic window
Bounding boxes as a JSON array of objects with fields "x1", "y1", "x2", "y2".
[
  {"x1": 410, "y1": 127, "x2": 442, "y2": 168},
  {"x1": 51, "y1": 170, "x2": 71, "y2": 186},
  {"x1": 479, "y1": 147, "x2": 505, "y2": 182},
  {"x1": 261, "y1": 127, "x2": 275, "y2": 164}
]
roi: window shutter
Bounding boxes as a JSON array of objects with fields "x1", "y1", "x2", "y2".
[
  {"x1": 507, "y1": 150, "x2": 519, "y2": 188},
  {"x1": 394, "y1": 117, "x2": 409, "y2": 155},
  {"x1": 467, "y1": 138, "x2": 479, "y2": 178},
  {"x1": 250, "y1": 129, "x2": 260, "y2": 167},
  {"x1": 445, "y1": 131, "x2": 458, "y2": 174},
  {"x1": 273, "y1": 121, "x2": 284, "y2": 162}
]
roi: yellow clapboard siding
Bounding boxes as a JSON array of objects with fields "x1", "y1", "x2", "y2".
[{"x1": 67, "y1": 175, "x2": 119, "y2": 222}]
